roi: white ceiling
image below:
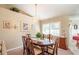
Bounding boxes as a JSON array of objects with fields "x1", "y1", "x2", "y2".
[{"x1": 0, "y1": 4, "x2": 79, "y2": 20}]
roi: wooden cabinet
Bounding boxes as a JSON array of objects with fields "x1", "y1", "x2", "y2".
[{"x1": 59, "y1": 37, "x2": 68, "y2": 50}]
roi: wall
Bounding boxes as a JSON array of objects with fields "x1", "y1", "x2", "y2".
[
  {"x1": 0, "y1": 7, "x2": 40, "y2": 50},
  {"x1": 40, "y1": 16, "x2": 70, "y2": 37}
]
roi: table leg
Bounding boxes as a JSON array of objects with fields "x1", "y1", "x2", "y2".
[
  {"x1": 41, "y1": 46, "x2": 45, "y2": 55},
  {"x1": 41, "y1": 46, "x2": 49, "y2": 55}
]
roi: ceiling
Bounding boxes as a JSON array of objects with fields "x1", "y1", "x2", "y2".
[{"x1": 0, "y1": 4, "x2": 79, "y2": 20}]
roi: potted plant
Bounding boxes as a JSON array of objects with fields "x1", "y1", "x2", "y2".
[{"x1": 36, "y1": 32, "x2": 42, "y2": 40}]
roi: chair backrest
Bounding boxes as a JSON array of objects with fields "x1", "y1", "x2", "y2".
[
  {"x1": 41, "y1": 34, "x2": 46, "y2": 39},
  {"x1": 27, "y1": 34, "x2": 31, "y2": 38},
  {"x1": 47, "y1": 34, "x2": 53, "y2": 40},
  {"x1": 25, "y1": 37, "x2": 35, "y2": 55}
]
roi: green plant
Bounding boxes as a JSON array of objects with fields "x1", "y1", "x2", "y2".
[{"x1": 36, "y1": 32, "x2": 42, "y2": 38}]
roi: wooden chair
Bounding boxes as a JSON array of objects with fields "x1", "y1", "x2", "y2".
[
  {"x1": 41, "y1": 34, "x2": 46, "y2": 39},
  {"x1": 25, "y1": 37, "x2": 42, "y2": 55},
  {"x1": 48, "y1": 37, "x2": 59, "y2": 55},
  {"x1": 27, "y1": 34, "x2": 31, "y2": 38},
  {"x1": 25, "y1": 37, "x2": 35, "y2": 55},
  {"x1": 47, "y1": 34, "x2": 53, "y2": 40},
  {"x1": 54, "y1": 37, "x2": 59, "y2": 55},
  {"x1": 22, "y1": 34, "x2": 30, "y2": 54},
  {"x1": 22, "y1": 34, "x2": 32, "y2": 54}
]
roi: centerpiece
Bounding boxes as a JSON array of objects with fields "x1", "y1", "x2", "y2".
[{"x1": 36, "y1": 32, "x2": 42, "y2": 40}]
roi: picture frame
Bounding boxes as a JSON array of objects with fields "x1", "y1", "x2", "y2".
[
  {"x1": 3, "y1": 20, "x2": 11, "y2": 29},
  {"x1": 1, "y1": 20, "x2": 19, "y2": 32},
  {"x1": 20, "y1": 21, "x2": 29, "y2": 32},
  {"x1": 23, "y1": 23, "x2": 28, "y2": 31}
]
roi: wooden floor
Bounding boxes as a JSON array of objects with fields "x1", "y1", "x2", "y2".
[{"x1": 7, "y1": 47, "x2": 73, "y2": 55}]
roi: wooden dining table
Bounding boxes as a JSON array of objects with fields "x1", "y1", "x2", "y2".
[{"x1": 32, "y1": 38, "x2": 55, "y2": 55}]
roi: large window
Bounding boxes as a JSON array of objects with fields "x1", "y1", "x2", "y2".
[{"x1": 42, "y1": 22, "x2": 60, "y2": 36}]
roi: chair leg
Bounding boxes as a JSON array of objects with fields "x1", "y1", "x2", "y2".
[
  {"x1": 56, "y1": 48, "x2": 58, "y2": 55},
  {"x1": 23, "y1": 47, "x2": 26, "y2": 55},
  {"x1": 52, "y1": 48, "x2": 55, "y2": 55},
  {"x1": 23, "y1": 50, "x2": 25, "y2": 55}
]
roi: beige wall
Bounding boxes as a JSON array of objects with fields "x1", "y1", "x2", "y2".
[
  {"x1": 40, "y1": 16, "x2": 70, "y2": 36},
  {"x1": 0, "y1": 7, "x2": 40, "y2": 50}
]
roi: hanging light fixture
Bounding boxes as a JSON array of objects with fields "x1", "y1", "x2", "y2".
[
  {"x1": 32, "y1": 4, "x2": 39, "y2": 22},
  {"x1": 31, "y1": 4, "x2": 39, "y2": 36},
  {"x1": 35, "y1": 4, "x2": 37, "y2": 17}
]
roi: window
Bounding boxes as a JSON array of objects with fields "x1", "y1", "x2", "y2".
[
  {"x1": 42, "y1": 22, "x2": 60, "y2": 36},
  {"x1": 42, "y1": 24, "x2": 49, "y2": 34}
]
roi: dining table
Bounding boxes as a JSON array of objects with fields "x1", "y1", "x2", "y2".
[{"x1": 32, "y1": 38, "x2": 55, "y2": 55}]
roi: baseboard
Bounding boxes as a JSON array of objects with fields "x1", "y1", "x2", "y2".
[
  {"x1": 7, "y1": 46, "x2": 23, "y2": 52},
  {"x1": 67, "y1": 47, "x2": 74, "y2": 55}
]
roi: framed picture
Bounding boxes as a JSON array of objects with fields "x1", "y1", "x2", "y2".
[
  {"x1": 20, "y1": 21, "x2": 29, "y2": 32},
  {"x1": 2, "y1": 20, "x2": 19, "y2": 32},
  {"x1": 3, "y1": 20, "x2": 11, "y2": 29},
  {"x1": 23, "y1": 23, "x2": 28, "y2": 30}
]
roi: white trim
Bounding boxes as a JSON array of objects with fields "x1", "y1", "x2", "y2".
[{"x1": 7, "y1": 46, "x2": 23, "y2": 52}]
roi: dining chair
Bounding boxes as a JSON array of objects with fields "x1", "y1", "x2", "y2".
[
  {"x1": 25, "y1": 37, "x2": 35, "y2": 55},
  {"x1": 41, "y1": 34, "x2": 46, "y2": 39},
  {"x1": 27, "y1": 34, "x2": 31, "y2": 38},
  {"x1": 54, "y1": 37, "x2": 59, "y2": 55},
  {"x1": 47, "y1": 34, "x2": 53, "y2": 40},
  {"x1": 48, "y1": 37, "x2": 59, "y2": 55},
  {"x1": 25, "y1": 37, "x2": 42, "y2": 55},
  {"x1": 22, "y1": 34, "x2": 30, "y2": 54}
]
